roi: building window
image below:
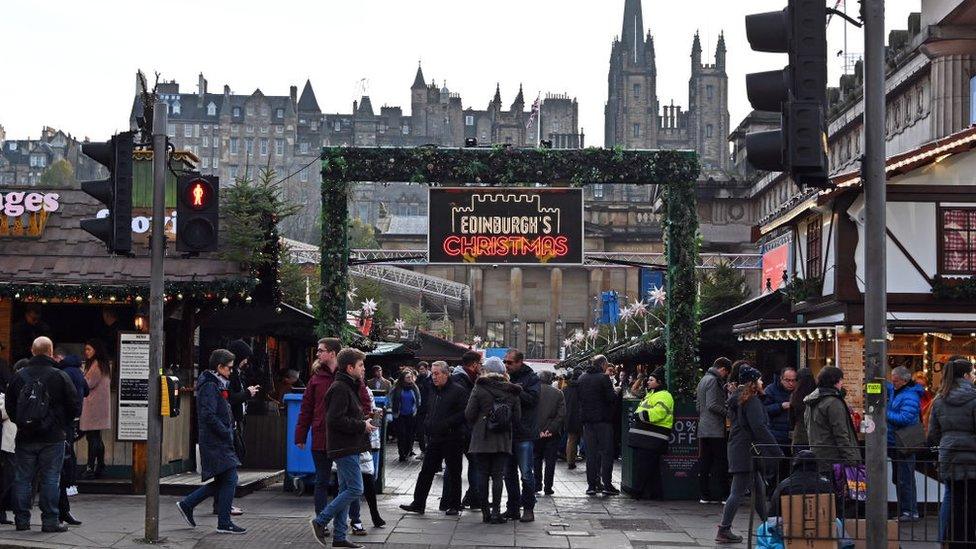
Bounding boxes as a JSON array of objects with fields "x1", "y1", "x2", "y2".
[
  {"x1": 940, "y1": 208, "x2": 976, "y2": 274},
  {"x1": 486, "y1": 322, "x2": 505, "y2": 347},
  {"x1": 300, "y1": 142, "x2": 310, "y2": 154},
  {"x1": 300, "y1": 168, "x2": 309, "y2": 182},
  {"x1": 276, "y1": 125, "x2": 284, "y2": 134},
  {"x1": 172, "y1": 101, "x2": 181, "y2": 115},
  {"x1": 465, "y1": 115, "x2": 474, "y2": 126},
  {"x1": 806, "y1": 215, "x2": 823, "y2": 279},
  {"x1": 244, "y1": 138, "x2": 253, "y2": 156},
  {"x1": 633, "y1": 123, "x2": 640, "y2": 138},
  {"x1": 245, "y1": 125, "x2": 253, "y2": 133},
  {"x1": 246, "y1": 105, "x2": 254, "y2": 116},
  {"x1": 232, "y1": 107, "x2": 241, "y2": 117},
  {"x1": 706, "y1": 85, "x2": 714, "y2": 101},
  {"x1": 402, "y1": 125, "x2": 410, "y2": 135},
  {"x1": 207, "y1": 103, "x2": 217, "y2": 116},
  {"x1": 592, "y1": 184, "x2": 604, "y2": 198},
  {"x1": 230, "y1": 166, "x2": 238, "y2": 180},
  {"x1": 259, "y1": 138, "x2": 269, "y2": 156},
  {"x1": 202, "y1": 136, "x2": 209, "y2": 148},
  {"x1": 633, "y1": 83, "x2": 640, "y2": 99},
  {"x1": 275, "y1": 138, "x2": 284, "y2": 156},
  {"x1": 166, "y1": 123, "x2": 176, "y2": 137},
  {"x1": 202, "y1": 157, "x2": 210, "y2": 169},
  {"x1": 229, "y1": 137, "x2": 239, "y2": 155},
  {"x1": 706, "y1": 124, "x2": 714, "y2": 138},
  {"x1": 212, "y1": 157, "x2": 219, "y2": 169},
  {"x1": 260, "y1": 126, "x2": 269, "y2": 134},
  {"x1": 334, "y1": 121, "x2": 342, "y2": 132},
  {"x1": 526, "y1": 322, "x2": 545, "y2": 359},
  {"x1": 276, "y1": 108, "x2": 284, "y2": 119}
]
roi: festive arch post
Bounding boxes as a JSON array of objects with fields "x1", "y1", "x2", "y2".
[{"x1": 319, "y1": 146, "x2": 701, "y2": 397}]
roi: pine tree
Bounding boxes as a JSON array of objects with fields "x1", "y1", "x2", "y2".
[{"x1": 699, "y1": 262, "x2": 750, "y2": 318}]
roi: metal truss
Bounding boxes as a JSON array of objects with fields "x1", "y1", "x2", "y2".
[
  {"x1": 287, "y1": 245, "x2": 761, "y2": 270},
  {"x1": 350, "y1": 263, "x2": 469, "y2": 315}
]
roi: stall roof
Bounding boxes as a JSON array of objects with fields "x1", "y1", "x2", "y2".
[
  {"x1": 1, "y1": 189, "x2": 246, "y2": 286},
  {"x1": 199, "y1": 303, "x2": 319, "y2": 343}
]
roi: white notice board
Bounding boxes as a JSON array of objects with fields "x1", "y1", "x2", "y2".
[{"x1": 117, "y1": 332, "x2": 150, "y2": 441}]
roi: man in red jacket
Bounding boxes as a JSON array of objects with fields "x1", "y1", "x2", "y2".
[{"x1": 295, "y1": 337, "x2": 341, "y2": 515}]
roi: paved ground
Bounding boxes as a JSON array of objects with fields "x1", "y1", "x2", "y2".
[{"x1": 0, "y1": 451, "x2": 940, "y2": 548}]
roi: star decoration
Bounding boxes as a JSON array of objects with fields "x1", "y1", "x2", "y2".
[
  {"x1": 629, "y1": 299, "x2": 648, "y2": 317},
  {"x1": 586, "y1": 327, "x2": 598, "y2": 340},
  {"x1": 649, "y1": 286, "x2": 667, "y2": 306},
  {"x1": 572, "y1": 330, "x2": 584, "y2": 343},
  {"x1": 347, "y1": 286, "x2": 358, "y2": 303},
  {"x1": 394, "y1": 318, "x2": 406, "y2": 331},
  {"x1": 562, "y1": 338, "x2": 573, "y2": 348},
  {"x1": 360, "y1": 298, "x2": 378, "y2": 317}
]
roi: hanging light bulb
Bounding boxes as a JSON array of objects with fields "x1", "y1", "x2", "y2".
[{"x1": 221, "y1": 297, "x2": 230, "y2": 305}]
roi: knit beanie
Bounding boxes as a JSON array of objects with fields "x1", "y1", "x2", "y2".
[
  {"x1": 483, "y1": 356, "x2": 506, "y2": 375},
  {"x1": 738, "y1": 365, "x2": 762, "y2": 384}
]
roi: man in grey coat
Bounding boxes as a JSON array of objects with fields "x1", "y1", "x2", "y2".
[
  {"x1": 695, "y1": 357, "x2": 732, "y2": 504},
  {"x1": 533, "y1": 371, "x2": 566, "y2": 495}
]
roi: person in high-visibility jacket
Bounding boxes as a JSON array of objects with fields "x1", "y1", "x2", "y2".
[{"x1": 626, "y1": 367, "x2": 674, "y2": 499}]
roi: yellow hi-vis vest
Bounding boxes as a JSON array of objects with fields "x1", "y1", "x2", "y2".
[{"x1": 629, "y1": 389, "x2": 674, "y2": 447}]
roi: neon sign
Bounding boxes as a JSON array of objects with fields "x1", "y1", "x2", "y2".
[{"x1": 428, "y1": 188, "x2": 583, "y2": 265}]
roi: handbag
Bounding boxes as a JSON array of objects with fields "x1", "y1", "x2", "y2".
[
  {"x1": 832, "y1": 463, "x2": 867, "y2": 502},
  {"x1": 233, "y1": 424, "x2": 246, "y2": 460},
  {"x1": 894, "y1": 422, "x2": 925, "y2": 455}
]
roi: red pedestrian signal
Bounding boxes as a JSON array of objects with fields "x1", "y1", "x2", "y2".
[
  {"x1": 176, "y1": 173, "x2": 219, "y2": 253},
  {"x1": 183, "y1": 178, "x2": 212, "y2": 211}
]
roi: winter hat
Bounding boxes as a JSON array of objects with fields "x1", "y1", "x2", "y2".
[
  {"x1": 227, "y1": 339, "x2": 253, "y2": 365},
  {"x1": 738, "y1": 365, "x2": 762, "y2": 384},
  {"x1": 649, "y1": 367, "x2": 668, "y2": 391},
  {"x1": 483, "y1": 356, "x2": 506, "y2": 375},
  {"x1": 59, "y1": 354, "x2": 82, "y2": 369}
]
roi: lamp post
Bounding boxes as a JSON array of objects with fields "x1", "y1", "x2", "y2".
[
  {"x1": 556, "y1": 315, "x2": 565, "y2": 360},
  {"x1": 511, "y1": 315, "x2": 521, "y2": 349}
]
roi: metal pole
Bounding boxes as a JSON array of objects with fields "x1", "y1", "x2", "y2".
[
  {"x1": 145, "y1": 100, "x2": 168, "y2": 542},
  {"x1": 862, "y1": 1, "x2": 888, "y2": 547}
]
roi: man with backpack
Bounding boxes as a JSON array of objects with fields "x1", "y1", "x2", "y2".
[{"x1": 5, "y1": 336, "x2": 81, "y2": 533}]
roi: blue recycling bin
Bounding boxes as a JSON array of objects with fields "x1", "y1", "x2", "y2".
[{"x1": 284, "y1": 393, "x2": 315, "y2": 492}]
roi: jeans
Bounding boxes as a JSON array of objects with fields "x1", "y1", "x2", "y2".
[
  {"x1": 477, "y1": 453, "x2": 507, "y2": 513},
  {"x1": 311, "y1": 451, "x2": 332, "y2": 515},
  {"x1": 396, "y1": 416, "x2": 417, "y2": 460},
  {"x1": 14, "y1": 441, "x2": 65, "y2": 528},
  {"x1": 314, "y1": 454, "x2": 362, "y2": 542},
  {"x1": 889, "y1": 450, "x2": 918, "y2": 516},
  {"x1": 698, "y1": 437, "x2": 730, "y2": 501},
  {"x1": 940, "y1": 484, "x2": 951, "y2": 543},
  {"x1": 458, "y1": 451, "x2": 480, "y2": 506},
  {"x1": 582, "y1": 422, "x2": 614, "y2": 490},
  {"x1": 533, "y1": 435, "x2": 559, "y2": 492},
  {"x1": 412, "y1": 439, "x2": 463, "y2": 510},
  {"x1": 504, "y1": 440, "x2": 536, "y2": 513},
  {"x1": 180, "y1": 468, "x2": 238, "y2": 528},
  {"x1": 721, "y1": 472, "x2": 767, "y2": 529}
]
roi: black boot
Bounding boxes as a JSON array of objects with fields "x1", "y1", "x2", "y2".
[
  {"x1": 481, "y1": 507, "x2": 491, "y2": 523},
  {"x1": 62, "y1": 512, "x2": 82, "y2": 526}
]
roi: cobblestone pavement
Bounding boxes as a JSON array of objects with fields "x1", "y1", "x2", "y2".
[{"x1": 0, "y1": 451, "x2": 940, "y2": 548}]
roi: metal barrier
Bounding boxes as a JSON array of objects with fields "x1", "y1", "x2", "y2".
[{"x1": 745, "y1": 445, "x2": 976, "y2": 547}]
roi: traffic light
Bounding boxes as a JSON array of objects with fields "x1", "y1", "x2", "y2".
[
  {"x1": 745, "y1": 0, "x2": 830, "y2": 187},
  {"x1": 80, "y1": 131, "x2": 135, "y2": 253},
  {"x1": 176, "y1": 173, "x2": 219, "y2": 253}
]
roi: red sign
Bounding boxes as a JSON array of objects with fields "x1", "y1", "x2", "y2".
[{"x1": 762, "y1": 244, "x2": 790, "y2": 293}]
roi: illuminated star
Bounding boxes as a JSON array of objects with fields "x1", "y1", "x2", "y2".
[
  {"x1": 394, "y1": 318, "x2": 406, "y2": 331},
  {"x1": 572, "y1": 330, "x2": 584, "y2": 343},
  {"x1": 562, "y1": 338, "x2": 573, "y2": 348},
  {"x1": 586, "y1": 327, "x2": 598, "y2": 340},
  {"x1": 649, "y1": 286, "x2": 667, "y2": 307},
  {"x1": 360, "y1": 298, "x2": 378, "y2": 317},
  {"x1": 619, "y1": 305, "x2": 633, "y2": 320},
  {"x1": 347, "y1": 286, "x2": 358, "y2": 303},
  {"x1": 472, "y1": 335, "x2": 483, "y2": 347},
  {"x1": 629, "y1": 299, "x2": 648, "y2": 317}
]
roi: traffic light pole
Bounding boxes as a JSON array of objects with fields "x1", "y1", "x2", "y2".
[
  {"x1": 862, "y1": 1, "x2": 888, "y2": 547},
  {"x1": 144, "y1": 100, "x2": 167, "y2": 543}
]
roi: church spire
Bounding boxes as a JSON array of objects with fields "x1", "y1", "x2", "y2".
[
  {"x1": 620, "y1": 0, "x2": 646, "y2": 65},
  {"x1": 691, "y1": 31, "x2": 702, "y2": 72},
  {"x1": 715, "y1": 31, "x2": 726, "y2": 71},
  {"x1": 412, "y1": 62, "x2": 426, "y2": 90}
]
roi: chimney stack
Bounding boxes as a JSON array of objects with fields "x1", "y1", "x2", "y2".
[{"x1": 290, "y1": 85, "x2": 298, "y2": 105}]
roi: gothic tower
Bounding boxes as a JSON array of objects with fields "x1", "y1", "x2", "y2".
[
  {"x1": 604, "y1": 0, "x2": 657, "y2": 149},
  {"x1": 688, "y1": 32, "x2": 730, "y2": 171}
]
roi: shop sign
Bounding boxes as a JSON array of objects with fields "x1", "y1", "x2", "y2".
[
  {"x1": 761, "y1": 233, "x2": 792, "y2": 293},
  {"x1": 0, "y1": 191, "x2": 61, "y2": 237},
  {"x1": 427, "y1": 188, "x2": 583, "y2": 265},
  {"x1": 117, "y1": 332, "x2": 150, "y2": 441},
  {"x1": 96, "y1": 208, "x2": 177, "y2": 241},
  {"x1": 661, "y1": 403, "x2": 701, "y2": 500}
]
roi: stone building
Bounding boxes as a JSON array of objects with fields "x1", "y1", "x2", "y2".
[{"x1": 0, "y1": 126, "x2": 104, "y2": 187}]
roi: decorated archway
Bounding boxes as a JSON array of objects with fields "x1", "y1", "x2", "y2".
[{"x1": 319, "y1": 146, "x2": 701, "y2": 396}]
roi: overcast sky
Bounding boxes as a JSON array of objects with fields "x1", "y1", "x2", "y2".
[{"x1": 0, "y1": 0, "x2": 920, "y2": 145}]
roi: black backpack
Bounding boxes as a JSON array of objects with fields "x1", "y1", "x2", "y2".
[
  {"x1": 16, "y1": 370, "x2": 56, "y2": 436},
  {"x1": 486, "y1": 398, "x2": 512, "y2": 433}
]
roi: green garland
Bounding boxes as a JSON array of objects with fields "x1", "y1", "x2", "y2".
[
  {"x1": 932, "y1": 276, "x2": 976, "y2": 300},
  {"x1": 320, "y1": 146, "x2": 701, "y2": 371},
  {"x1": 0, "y1": 279, "x2": 257, "y2": 303},
  {"x1": 318, "y1": 176, "x2": 350, "y2": 339},
  {"x1": 664, "y1": 179, "x2": 700, "y2": 399},
  {"x1": 322, "y1": 146, "x2": 698, "y2": 186}
]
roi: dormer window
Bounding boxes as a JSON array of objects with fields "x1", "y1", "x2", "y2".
[
  {"x1": 207, "y1": 102, "x2": 217, "y2": 116},
  {"x1": 172, "y1": 101, "x2": 181, "y2": 115},
  {"x1": 276, "y1": 108, "x2": 284, "y2": 119},
  {"x1": 233, "y1": 107, "x2": 242, "y2": 117}
]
